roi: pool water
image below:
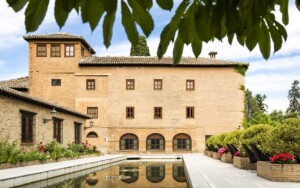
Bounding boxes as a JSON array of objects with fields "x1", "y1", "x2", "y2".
[{"x1": 49, "y1": 160, "x2": 187, "y2": 188}]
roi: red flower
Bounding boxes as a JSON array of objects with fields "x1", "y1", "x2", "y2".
[
  {"x1": 270, "y1": 152, "x2": 294, "y2": 164},
  {"x1": 234, "y1": 151, "x2": 239, "y2": 156}
]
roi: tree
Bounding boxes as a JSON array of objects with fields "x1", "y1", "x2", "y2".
[
  {"x1": 130, "y1": 36, "x2": 150, "y2": 56},
  {"x1": 255, "y1": 94, "x2": 268, "y2": 113},
  {"x1": 6, "y1": 0, "x2": 300, "y2": 64},
  {"x1": 286, "y1": 80, "x2": 300, "y2": 113}
]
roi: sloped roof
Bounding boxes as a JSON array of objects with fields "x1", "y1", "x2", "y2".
[
  {"x1": 79, "y1": 56, "x2": 249, "y2": 67},
  {"x1": 0, "y1": 76, "x2": 29, "y2": 90},
  {"x1": 0, "y1": 86, "x2": 90, "y2": 119},
  {"x1": 23, "y1": 33, "x2": 95, "y2": 54}
]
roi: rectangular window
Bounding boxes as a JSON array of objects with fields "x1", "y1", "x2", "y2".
[
  {"x1": 51, "y1": 44, "x2": 61, "y2": 57},
  {"x1": 186, "y1": 107, "x2": 195, "y2": 118},
  {"x1": 126, "y1": 79, "x2": 135, "y2": 90},
  {"x1": 74, "y1": 123, "x2": 82, "y2": 144},
  {"x1": 37, "y1": 44, "x2": 47, "y2": 57},
  {"x1": 87, "y1": 107, "x2": 98, "y2": 119},
  {"x1": 53, "y1": 119, "x2": 63, "y2": 143},
  {"x1": 51, "y1": 79, "x2": 61, "y2": 86},
  {"x1": 65, "y1": 44, "x2": 74, "y2": 57},
  {"x1": 186, "y1": 80, "x2": 195, "y2": 90},
  {"x1": 154, "y1": 79, "x2": 163, "y2": 90},
  {"x1": 154, "y1": 107, "x2": 162, "y2": 119},
  {"x1": 21, "y1": 110, "x2": 36, "y2": 144},
  {"x1": 86, "y1": 79, "x2": 95, "y2": 90},
  {"x1": 126, "y1": 107, "x2": 134, "y2": 119},
  {"x1": 81, "y1": 46, "x2": 84, "y2": 57}
]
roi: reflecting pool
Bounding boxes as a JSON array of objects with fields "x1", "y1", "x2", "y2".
[{"x1": 25, "y1": 160, "x2": 187, "y2": 188}]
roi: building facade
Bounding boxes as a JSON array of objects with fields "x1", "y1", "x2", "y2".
[{"x1": 22, "y1": 33, "x2": 247, "y2": 154}]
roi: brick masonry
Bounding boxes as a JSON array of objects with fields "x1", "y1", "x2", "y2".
[
  {"x1": 257, "y1": 161, "x2": 300, "y2": 182},
  {"x1": 26, "y1": 38, "x2": 245, "y2": 154},
  {"x1": 221, "y1": 153, "x2": 233, "y2": 163},
  {"x1": 213, "y1": 152, "x2": 221, "y2": 160},
  {"x1": 233, "y1": 156, "x2": 256, "y2": 170}
]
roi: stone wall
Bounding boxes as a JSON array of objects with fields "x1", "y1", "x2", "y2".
[
  {"x1": 0, "y1": 95, "x2": 86, "y2": 148},
  {"x1": 233, "y1": 156, "x2": 256, "y2": 170}
]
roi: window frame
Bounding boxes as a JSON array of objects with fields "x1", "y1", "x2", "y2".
[
  {"x1": 74, "y1": 122, "x2": 82, "y2": 144},
  {"x1": 51, "y1": 44, "x2": 61, "y2": 57},
  {"x1": 146, "y1": 133, "x2": 165, "y2": 150},
  {"x1": 51, "y1": 79, "x2": 61, "y2": 86},
  {"x1": 153, "y1": 79, "x2": 163, "y2": 90},
  {"x1": 20, "y1": 110, "x2": 36, "y2": 144},
  {"x1": 53, "y1": 118, "x2": 63, "y2": 144},
  {"x1": 186, "y1": 106, "x2": 195, "y2": 118},
  {"x1": 36, "y1": 44, "x2": 47, "y2": 57},
  {"x1": 65, "y1": 44, "x2": 75, "y2": 57},
  {"x1": 81, "y1": 46, "x2": 85, "y2": 57},
  {"x1": 87, "y1": 107, "x2": 98, "y2": 119},
  {"x1": 154, "y1": 107, "x2": 163, "y2": 119},
  {"x1": 120, "y1": 133, "x2": 139, "y2": 150},
  {"x1": 126, "y1": 79, "x2": 135, "y2": 90},
  {"x1": 173, "y1": 133, "x2": 192, "y2": 150},
  {"x1": 86, "y1": 79, "x2": 96, "y2": 90},
  {"x1": 126, "y1": 107, "x2": 135, "y2": 119},
  {"x1": 186, "y1": 80, "x2": 195, "y2": 90}
]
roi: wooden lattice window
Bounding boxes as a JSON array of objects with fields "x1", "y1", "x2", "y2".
[
  {"x1": 65, "y1": 44, "x2": 74, "y2": 57},
  {"x1": 126, "y1": 107, "x2": 134, "y2": 119},
  {"x1": 51, "y1": 79, "x2": 61, "y2": 86},
  {"x1": 146, "y1": 166, "x2": 165, "y2": 183},
  {"x1": 173, "y1": 165, "x2": 186, "y2": 182},
  {"x1": 154, "y1": 107, "x2": 162, "y2": 119},
  {"x1": 37, "y1": 44, "x2": 47, "y2": 57},
  {"x1": 126, "y1": 79, "x2": 135, "y2": 90},
  {"x1": 186, "y1": 107, "x2": 194, "y2": 118},
  {"x1": 186, "y1": 80, "x2": 195, "y2": 90},
  {"x1": 154, "y1": 79, "x2": 162, "y2": 90},
  {"x1": 51, "y1": 44, "x2": 61, "y2": 57},
  {"x1": 21, "y1": 110, "x2": 36, "y2": 144},
  {"x1": 173, "y1": 133, "x2": 191, "y2": 150},
  {"x1": 53, "y1": 119, "x2": 63, "y2": 143},
  {"x1": 146, "y1": 134, "x2": 165, "y2": 150},
  {"x1": 74, "y1": 122, "x2": 82, "y2": 144},
  {"x1": 87, "y1": 107, "x2": 98, "y2": 119},
  {"x1": 86, "y1": 79, "x2": 95, "y2": 90},
  {"x1": 120, "y1": 133, "x2": 138, "y2": 150},
  {"x1": 81, "y1": 46, "x2": 84, "y2": 57}
]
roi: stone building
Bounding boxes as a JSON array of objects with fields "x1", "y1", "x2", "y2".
[
  {"x1": 0, "y1": 86, "x2": 90, "y2": 148},
  {"x1": 2, "y1": 33, "x2": 247, "y2": 154}
]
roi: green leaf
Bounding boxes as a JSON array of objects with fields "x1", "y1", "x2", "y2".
[
  {"x1": 195, "y1": 4, "x2": 212, "y2": 42},
  {"x1": 103, "y1": 9, "x2": 117, "y2": 48},
  {"x1": 274, "y1": 20, "x2": 287, "y2": 41},
  {"x1": 258, "y1": 21, "x2": 271, "y2": 60},
  {"x1": 61, "y1": 0, "x2": 78, "y2": 12},
  {"x1": 296, "y1": 0, "x2": 300, "y2": 11},
  {"x1": 246, "y1": 24, "x2": 259, "y2": 51},
  {"x1": 128, "y1": 0, "x2": 154, "y2": 37},
  {"x1": 6, "y1": 0, "x2": 28, "y2": 12},
  {"x1": 191, "y1": 34, "x2": 202, "y2": 58},
  {"x1": 227, "y1": 34, "x2": 234, "y2": 45},
  {"x1": 81, "y1": 0, "x2": 105, "y2": 31},
  {"x1": 236, "y1": 35, "x2": 245, "y2": 46},
  {"x1": 25, "y1": 0, "x2": 49, "y2": 32},
  {"x1": 280, "y1": 0, "x2": 289, "y2": 25},
  {"x1": 179, "y1": 3, "x2": 197, "y2": 45},
  {"x1": 121, "y1": 1, "x2": 139, "y2": 46},
  {"x1": 266, "y1": 19, "x2": 282, "y2": 54},
  {"x1": 157, "y1": 0, "x2": 189, "y2": 58},
  {"x1": 55, "y1": 0, "x2": 69, "y2": 29},
  {"x1": 137, "y1": 0, "x2": 153, "y2": 10},
  {"x1": 173, "y1": 35, "x2": 184, "y2": 65},
  {"x1": 156, "y1": 0, "x2": 173, "y2": 10}
]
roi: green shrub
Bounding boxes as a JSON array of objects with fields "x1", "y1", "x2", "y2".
[
  {"x1": 223, "y1": 130, "x2": 242, "y2": 146},
  {"x1": 46, "y1": 140, "x2": 63, "y2": 160},
  {"x1": 239, "y1": 124, "x2": 273, "y2": 153},
  {"x1": 266, "y1": 118, "x2": 300, "y2": 156}
]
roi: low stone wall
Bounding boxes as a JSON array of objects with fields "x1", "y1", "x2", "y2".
[
  {"x1": 208, "y1": 151, "x2": 214, "y2": 157},
  {"x1": 204, "y1": 150, "x2": 209, "y2": 155},
  {"x1": 213, "y1": 152, "x2": 221, "y2": 160},
  {"x1": 257, "y1": 161, "x2": 300, "y2": 182},
  {"x1": 233, "y1": 156, "x2": 256, "y2": 170},
  {"x1": 221, "y1": 153, "x2": 232, "y2": 163}
]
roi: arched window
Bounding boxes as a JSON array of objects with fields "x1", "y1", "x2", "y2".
[
  {"x1": 120, "y1": 133, "x2": 138, "y2": 150},
  {"x1": 85, "y1": 173, "x2": 99, "y2": 186},
  {"x1": 146, "y1": 165, "x2": 165, "y2": 183},
  {"x1": 146, "y1": 133, "x2": 165, "y2": 150},
  {"x1": 173, "y1": 133, "x2": 191, "y2": 150},
  {"x1": 173, "y1": 165, "x2": 186, "y2": 182},
  {"x1": 119, "y1": 166, "x2": 139, "y2": 183},
  {"x1": 87, "y1": 131, "x2": 98, "y2": 138}
]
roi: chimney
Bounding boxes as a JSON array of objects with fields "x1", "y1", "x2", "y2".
[{"x1": 208, "y1": 51, "x2": 217, "y2": 58}]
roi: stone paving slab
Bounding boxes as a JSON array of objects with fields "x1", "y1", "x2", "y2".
[
  {"x1": 183, "y1": 154, "x2": 300, "y2": 188},
  {"x1": 0, "y1": 155, "x2": 125, "y2": 187}
]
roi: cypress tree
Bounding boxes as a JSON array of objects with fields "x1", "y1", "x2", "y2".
[{"x1": 130, "y1": 36, "x2": 150, "y2": 56}]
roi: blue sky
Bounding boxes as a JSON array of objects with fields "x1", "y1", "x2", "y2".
[{"x1": 0, "y1": 1, "x2": 299, "y2": 112}]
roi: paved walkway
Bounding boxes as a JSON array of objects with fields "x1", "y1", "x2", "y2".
[{"x1": 183, "y1": 154, "x2": 300, "y2": 188}]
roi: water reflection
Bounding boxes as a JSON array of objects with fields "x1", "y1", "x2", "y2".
[
  {"x1": 119, "y1": 166, "x2": 139, "y2": 183},
  {"x1": 146, "y1": 165, "x2": 165, "y2": 183},
  {"x1": 173, "y1": 165, "x2": 186, "y2": 182}
]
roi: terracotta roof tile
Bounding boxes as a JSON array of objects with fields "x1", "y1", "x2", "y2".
[
  {"x1": 0, "y1": 76, "x2": 29, "y2": 89},
  {"x1": 23, "y1": 33, "x2": 95, "y2": 54},
  {"x1": 0, "y1": 86, "x2": 90, "y2": 119},
  {"x1": 79, "y1": 56, "x2": 249, "y2": 67}
]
